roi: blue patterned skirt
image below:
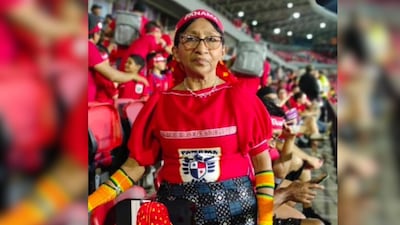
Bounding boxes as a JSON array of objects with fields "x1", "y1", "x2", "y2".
[{"x1": 157, "y1": 176, "x2": 257, "y2": 225}]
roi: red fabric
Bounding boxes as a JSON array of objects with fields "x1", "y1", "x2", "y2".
[
  {"x1": 88, "y1": 41, "x2": 105, "y2": 102},
  {"x1": 169, "y1": 60, "x2": 237, "y2": 86},
  {"x1": 1, "y1": 0, "x2": 47, "y2": 67},
  {"x1": 123, "y1": 101, "x2": 145, "y2": 126},
  {"x1": 128, "y1": 82, "x2": 272, "y2": 184},
  {"x1": 148, "y1": 73, "x2": 172, "y2": 94},
  {"x1": 90, "y1": 200, "x2": 115, "y2": 225},
  {"x1": 117, "y1": 34, "x2": 158, "y2": 71},
  {"x1": 137, "y1": 202, "x2": 172, "y2": 225},
  {"x1": 139, "y1": 15, "x2": 149, "y2": 37},
  {"x1": 0, "y1": 76, "x2": 58, "y2": 172},
  {"x1": 162, "y1": 34, "x2": 172, "y2": 46},
  {"x1": 94, "y1": 72, "x2": 117, "y2": 104},
  {"x1": 127, "y1": 34, "x2": 158, "y2": 59},
  {"x1": 176, "y1": 9, "x2": 224, "y2": 32},
  {"x1": 288, "y1": 97, "x2": 306, "y2": 113},
  {"x1": 0, "y1": 0, "x2": 24, "y2": 11},
  {"x1": 156, "y1": 34, "x2": 173, "y2": 58},
  {"x1": 269, "y1": 148, "x2": 280, "y2": 161},
  {"x1": 118, "y1": 76, "x2": 151, "y2": 100},
  {"x1": 62, "y1": 94, "x2": 88, "y2": 167},
  {"x1": 234, "y1": 74, "x2": 260, "y2": 95},
  {"x1": 88, "y1": 103, "x2": 123, "y2": 167},
  {"x1": 260, "y1": 60, "x2": 270, "y2": 86},
  {"x1": 109, "y1": 19, "x2": 116, "y2": 31}
]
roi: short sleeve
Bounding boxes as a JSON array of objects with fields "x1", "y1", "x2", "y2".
[
  {"x1": 127, "y1": 92, "x2": 161, "y2": 166},
  {"x1": 229, "y1": 83, "x2": 273, "y2": 157},
  {"x1": 246, "y1": 96, "x2": 273, "y2": 157},
  {"x1": 88, "y1": 41, "x2": 104, "y2": 68}
]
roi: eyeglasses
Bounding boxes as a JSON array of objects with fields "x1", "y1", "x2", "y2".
[{"x1": 180, "y1": 34, "x2": 223, "y2": 50}]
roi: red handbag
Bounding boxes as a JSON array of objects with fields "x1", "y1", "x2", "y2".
[{"x1": 136, "y1": 202, "x2": 172, "y2": 225}]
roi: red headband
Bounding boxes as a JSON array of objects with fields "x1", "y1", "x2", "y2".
[
  {"x1": 148, "y1": 53, "x2": 166, "y2": 69},
  {"x1": 153, "y1": 54, "x2": 166, "y2": 62},
  {"x1": 176, "y1": 9, "x2": 224, "y2": 32}
]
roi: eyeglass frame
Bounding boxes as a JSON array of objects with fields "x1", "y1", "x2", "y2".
[{"x1": 179, "y1": 34, "x2": 224, "y2": 50}]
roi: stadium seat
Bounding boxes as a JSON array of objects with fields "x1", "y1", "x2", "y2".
[{"x1": 88, "y1": 102, "x2": 123, "y2": 169}]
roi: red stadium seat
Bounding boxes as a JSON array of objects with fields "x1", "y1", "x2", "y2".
[
  {"x1": 0, "y1": 77, "x2": 57, "y2": 173},
  {"x1": 90, "y1": 200, "x2": 116, "y2": 225},
  {"x1": 88, "y1": 102, "x2": 123, "y2": 168},
  {"x1": 123, "y1": 100, "x2": 144, "y2": 126}
]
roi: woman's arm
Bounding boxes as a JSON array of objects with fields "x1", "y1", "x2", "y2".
[
  {"x1": 251, "y1": 151, "x2": 274, "y2": 225},
  {"x1": 88, "y1": 158, "x2": 145, "y2": 212},
  {"x1": 94, "y1": 60, "x2": 149, "y2": 86}
]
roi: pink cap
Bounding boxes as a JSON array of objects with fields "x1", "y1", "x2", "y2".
[{"x1": 175, "y1": 9, "x2": 224, "y2": 32}]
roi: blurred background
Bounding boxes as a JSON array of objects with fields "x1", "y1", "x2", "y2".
[
  {"x1": 0, "y1": 0, "x2": 398, "y2": 225},
  {"x1": 337, "y1": 1, "x2": 400, "y2": 225}
]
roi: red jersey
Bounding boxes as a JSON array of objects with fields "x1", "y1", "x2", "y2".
[
  {"x1": 0, "y1": 0, "x2": 21, "y2": 64},
  {"x1": 116, "y1": 34, "x2": 158, "y2": 71},
  {"x1": 128, "y1": 34, "x2": 158, "y2": 59},
  {"x1": 118, "y1": 79, "x2": 150, "y2": 100},
  {"x1": 128, "y1": 82, "x2": 273, "y2": 184},
  {"x1": 139, "y1": 15, "x2": 149, "y2": 37},
  {"x1": 148, "y1": 73, "x2": 172, "y2": 94},
  {"x1": 156, "y1": 34, "x2": 173, "y2": 58},
  {"x1": 88, "y1": 41, "x2": 104, "y2": 102},
  {"x1": 234, "y1": 73, "x2": 260, "y2": 95},
  {"x1": 94, "y1": 72, "x2": 117, "y2": 103},
  {"x1": 288, "y1": 97, "x2": 306, "y2": 113}
]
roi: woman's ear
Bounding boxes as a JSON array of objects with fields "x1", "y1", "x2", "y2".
[
  {"x1": 221, "y1": 46, "x2": 226, "y2": 60},
  {"x1": 172, "y1": 46, "x2": 180, "y2": 62}
]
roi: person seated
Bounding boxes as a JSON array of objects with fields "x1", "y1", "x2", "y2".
[
  {"x1": 118, "y1": 54, "x2": 150, "y2": 101},
  {"x1": 288, "y1": 92, "x2": 328, "y2": 142},
  {"x1": 277, "y1": 87, "x2": 292, "y2": 110},
  {"x1": 93, "y1": 45, "x2": 118, "y2": 104},
  {"x1": 259, "y1": 97, "x2": 330, "y2": 225},
  {"x1": 274, "y1": 180, "x2": 325, "y2": 225},
  {"x1": 146, "y1": 52, "x2": 173, "y2": 95}
]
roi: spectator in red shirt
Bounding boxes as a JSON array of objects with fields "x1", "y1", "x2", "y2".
[
  {"x1": 94, "y1": 45, "x2": 118, "y2": 103},
  {"x1": 131, "y1": 1, "x2": 149, "y2": 37},
  {"x1": 146, "y1": 52, "x2": 172, "y2": 95},
  {"x1": 89, "y1": 16, "x2": 149, "y2": 102},
  {"x1": 260, "y1": 57, "x2": 271, "y2": 87},
  {"x1": 115, "y1": 21, "x2": 163, "y2": 71},
  {"x1": 157, "y1": 33, "x2": 173, "y2": 57},
  {"x1": 118, "y1": 54, "x2": 149, "y2": 100},
  {"x1": 101, "y1": 14, "x2": 115, "y2": 48},
  {"x1": 289, "y1": 92, "x2": 327, "y2": 151}
]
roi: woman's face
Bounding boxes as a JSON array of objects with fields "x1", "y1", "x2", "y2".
[
  {"x1": 173, "y1": 18, "x2": 225, "y2": 79},
  {"x1": 278, "y1": 89, "x2": 287, "y2": 100}
]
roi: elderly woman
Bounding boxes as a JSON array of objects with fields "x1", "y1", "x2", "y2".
[{"x1": 89, "y1": 9, "x2": 274, "y2": 225}]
